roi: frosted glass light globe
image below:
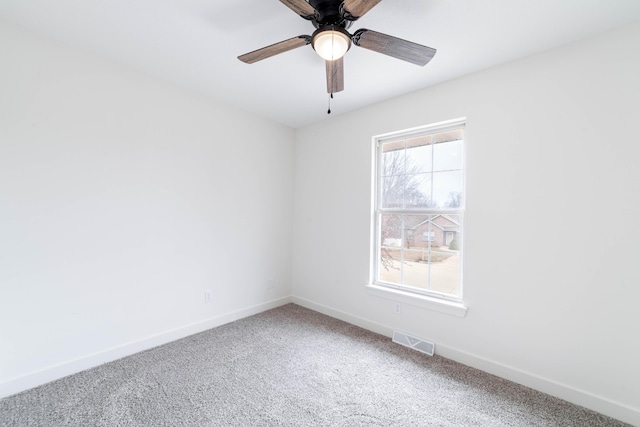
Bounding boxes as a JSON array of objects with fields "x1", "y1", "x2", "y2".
[{"x1": 313, "y1": 30, "x2": 350, "y2": 61}]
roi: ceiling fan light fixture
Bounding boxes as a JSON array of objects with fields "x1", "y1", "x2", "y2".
[
  {"x1": 312, "y1": 27, "x2": 351, "y2": 61},
  {"x1": 239, "y1": 1, "x2": 436, "y2": 96}
]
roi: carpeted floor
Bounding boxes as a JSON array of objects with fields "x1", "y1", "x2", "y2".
[{"x1": 0, "y1": 304, "x2": 630, "y2": 426}]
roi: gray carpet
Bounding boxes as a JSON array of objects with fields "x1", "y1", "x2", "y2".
[{"x1": 0, "y1": 304, "x2": 629, "y2": 426}]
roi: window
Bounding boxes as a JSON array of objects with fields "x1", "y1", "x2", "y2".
[
  {"x1": 422, "y1": 231, "x2": 435, "y2": 242},
  {"x1": 372, "y1": 119, "x2": 465, "y2": 301}
]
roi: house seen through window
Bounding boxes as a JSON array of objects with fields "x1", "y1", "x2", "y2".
[{"x1": 373, "y1": 119, "x2": 465, "y2": 300}]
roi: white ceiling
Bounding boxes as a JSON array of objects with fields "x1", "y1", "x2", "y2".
[{"x1": 2, "y1": 1, "x2": 640, "y2": 128}]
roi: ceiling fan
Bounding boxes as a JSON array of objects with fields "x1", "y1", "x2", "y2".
[{"x1": 238, "y1": 0, "x2": 436, "y2": 96}]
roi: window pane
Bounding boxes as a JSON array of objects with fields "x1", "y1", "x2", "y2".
[
  {"x1": 380, "y1": 214, "x2": 403, "y2": 248},
  {"x1": 406, "y1": 140, "x2": 432, "y2": 173},
  {"x1": 403, "y1": 214, "x2": 430, "y2": 249},
  {"x1": 433, "y1": 139, "x2": 463, "y2": 172},
  {"x1": 432, "y1": 214, "x2": 461, "y2": 251},
  {"x1": 407, "y1": 135, "x2": 432, "y2": 149},
  {"x1": 428, "y1": 253, "x2": 460, "y2": 295},
  {"x1": 404, "y1": 173, "x2": 432, "y2": 208},
  {"x1": 433, "y1": 129, "x2": 463, "y2": 145},
  {"x1": 432, "y1": 171, "x2": 463, "y2": 208},
  {"x1": 382, "y1": 175, "x2": 405, "y2": 208},
  {"x1": 402, "y1": 250, "x2": 428, "y2": 289},
  {"x1": 379, "y1": 248, "x2": 401, "y2": 284},
  {"x1": 381, "y1": 141, "x2": 404, "y2": 176}
]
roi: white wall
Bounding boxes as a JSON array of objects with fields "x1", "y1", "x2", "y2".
[
  {"x1": 0, "y1": 21, "x2": 294, "y2": 396},
  {"x1": 292, "y1": 21, "x2": 640, "y2": 425}
]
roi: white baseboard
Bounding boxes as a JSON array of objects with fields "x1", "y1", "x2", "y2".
[
  {"x1": 292, "y1": 296, "x2": 395, "y2": 337},
  {"x1": 291, "y1": 296, "x2": 640, "y2": 426},
  {"x1": 0, "y1": 296, "x2": 292, "y2": 399},
  {"x1": 435, "y1": 344, "x2": 640, "y2": 426}
]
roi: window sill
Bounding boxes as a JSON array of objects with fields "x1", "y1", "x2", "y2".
[{"x1": 366, "y1": 283, "x2": 468, "y2": 317}]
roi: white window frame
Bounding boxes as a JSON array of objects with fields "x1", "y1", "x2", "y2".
[{"x1": 367, "y1": 118, "x2": 468, "y2": 317}]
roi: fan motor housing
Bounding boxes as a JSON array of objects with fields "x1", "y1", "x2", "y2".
[{"x1": 309, "y1": 0, "x2": 352, "y2": 28}]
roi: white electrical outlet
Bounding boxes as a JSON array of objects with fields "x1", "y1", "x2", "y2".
[
  {"x1": 394, "y1": 303, "x2": 402, "y2": 314},
  {"x1": 205, "y1": 291, "x2": 212, "y2": 303},
  {"x1": 267, "y1": 279, "x2": 275, "y2": 290}
]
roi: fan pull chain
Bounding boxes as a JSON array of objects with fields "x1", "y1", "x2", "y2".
[{"x1": 327, "y1": 93, "x2": 334, "y2": 114}]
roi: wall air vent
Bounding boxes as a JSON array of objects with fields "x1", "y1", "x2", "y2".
[{"x1": 392, "y1": 331, "x2": 435, "y2": 356}]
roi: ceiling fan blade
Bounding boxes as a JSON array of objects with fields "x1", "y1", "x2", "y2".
[
  {"x1": 326, "y1": 57, "x2": 344, "y2": 93},
  {"x1": 238, "y1": 36, "x2": 311, "y2": 64},
  {"x1": 352, "y1": 28, "x2": 436, "y2": 66},
  {"x1": 341, "y1": 0, "x2": 382, "y2": 20},
  {"x1": 279, "y1": 0, "x2": 316, "y2": 19}
]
